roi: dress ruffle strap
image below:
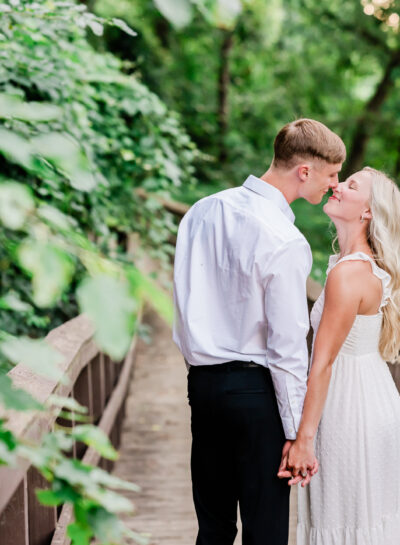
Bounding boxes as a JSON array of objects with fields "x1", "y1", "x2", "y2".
[{"x1": 326, "y1": 252, "x2": 392, "y2": 311}]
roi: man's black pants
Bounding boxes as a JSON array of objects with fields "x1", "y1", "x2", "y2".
[{"x1": 188, "y1": 362, "x2": 290, "y2": 545}]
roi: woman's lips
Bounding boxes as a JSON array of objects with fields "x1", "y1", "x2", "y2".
[{"x1": 329, "y1": 196, "x2": 339, "y2": 202}]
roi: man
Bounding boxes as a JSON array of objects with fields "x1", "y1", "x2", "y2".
[{"x1": 173, "y1": 119, "x2": 345, "y2": 545}]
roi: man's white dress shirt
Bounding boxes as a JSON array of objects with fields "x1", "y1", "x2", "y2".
[{"x1": 173, "y1": 175, "x2": 312, "y2": 439}]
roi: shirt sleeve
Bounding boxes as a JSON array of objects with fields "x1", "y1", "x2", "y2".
[{"x1": 263, "y1": 238, "x2": 312, "y2": 440}]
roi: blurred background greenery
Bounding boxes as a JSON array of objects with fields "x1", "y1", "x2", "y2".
[
  {"x1": 95, "y1": 0, "x2": 400, "y2": 278},
  {"x1": 2, "y1": 0, "x2": 400, "y2": 340}
]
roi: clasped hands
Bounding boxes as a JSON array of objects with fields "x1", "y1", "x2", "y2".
[{"x1": 277, "y1": 439, "x2": 319, "y2": 487}]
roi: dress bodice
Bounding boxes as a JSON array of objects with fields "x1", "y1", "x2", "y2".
[{"x1": 310, "y1": 252, "x2": 392, "y2": 357}]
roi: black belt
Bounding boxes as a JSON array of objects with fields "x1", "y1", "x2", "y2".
[{"x1": 190, "y1": 360, "x2": 263, "y2": 371}]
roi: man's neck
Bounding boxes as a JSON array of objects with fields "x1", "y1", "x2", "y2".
[{"x1": 260, "y1": 167, "x2": 298, "y2": 205}]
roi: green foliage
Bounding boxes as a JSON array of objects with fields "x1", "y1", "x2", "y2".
[
  {"x1": 0, "y1": 0, "x2": 196, "y2": 337},
  {"x1": 77, "y1": 273, "x2": 138, "y2": 360},
  {"x1": 97, "y1": 0, "x2": 400, "y2": 279},
  {"x1": 0, "y1": 0, "x2": 197, "y2": 543}
]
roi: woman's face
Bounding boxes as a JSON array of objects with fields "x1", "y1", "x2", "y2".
[{"x1": 323, "y1": 170, "x2": 372, "y2": 223}]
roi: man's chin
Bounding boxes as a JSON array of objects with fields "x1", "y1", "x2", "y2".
[{"x1": 307, "y1": 195, "x2": 323, "y2": 205}]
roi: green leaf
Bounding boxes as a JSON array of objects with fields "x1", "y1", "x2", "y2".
[
  {"x1": 71, "y1": 425, "x2": 118, "y2": 460},
  {"x1": 31, "y1": 134, "x2": 96, "y2": 192},
  {"x1": 0, "y1": 94, "x2": 62, "y2": 122},
  {"x1": 36, "y1": 481, "x2": 80, "y2": 506},
  {"x1": 0, "y1": 373, "x2": 43, "y2": 411},
  {"x1": 47, "y1": 394, "x2": 88, "y2": 414},
  {"x1": 0, "y1": 441, "x2": 16, "y2": 465},
  {"x1": 54, "y1": 458, "x2": 92, "y2": 487},
  {"x1": 36, "y1": 489, "x2": 64, "y2": 507},
  {"x1": 77, "y1": 274, "x2": 138, "y2": 360},
  {"x1": 0, "y1": 336, "x2": 65, "y2": 382},
  {"x1": 153, "y1": 0, "x2": 193, "y2": 28},
  {"x1": 88, "y1": 20, "x2": 104, "y2": 36},
  {"x1": 0, "y1": 422, "x2": 17, "y2": 451},
  {"x1": 124, "y1": 527, "x2": 150, "y2": 545},
  {"x1": 38, "y1": 205, "x2": 74, "y2": 230},
  {"x1": 67, "y1": 522, "x2": 93, "y2": 545},
  {"x1": 87, "y1": 508, "x2": 123, "y2": 542},
  {"x1": 212, "y1": 0, "x2": 242, "y2": 29},
  {"x1": 85, "y1": 487, "x2": 133, "y2": 514},
  {"x1": 0, "y1": 129, "x2": 32, "y2": 169},
  {"x1": 0, "y1": 291, "x2": 33, "y2": 313},
  {"x1": 56, "y1": 410, "x2": 90, "y2": 423},
  {"x1": 127, "y1": 268, "x2": 173, "y2": 326},
  {"x1": 18, "y1": 241, "x2": 75, "y2": 307},
  {"x1": 89, "y1": 468, "x2": 140, "y2": 492},
  {"x1": 111, "y1": 18, "x2": 137, "y2": 37},
  {"x1": 0, "y1": 182, "x2": 34, "y2": 230}
]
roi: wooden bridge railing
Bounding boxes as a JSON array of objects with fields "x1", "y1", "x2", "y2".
[{"x1": 0, "y1": 312, "x2": 140, "y2": 545}]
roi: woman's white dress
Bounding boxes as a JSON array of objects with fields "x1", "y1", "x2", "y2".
[{"x1": 297, "y1": 251, "x2": 400, "y2": 545}]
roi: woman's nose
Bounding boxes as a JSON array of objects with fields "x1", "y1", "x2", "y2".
[{"x1": 329, "y1": 177, "x2": 339, "y2": 189}]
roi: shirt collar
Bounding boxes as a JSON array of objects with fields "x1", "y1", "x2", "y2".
[{"x1": 243, "y1": 175, "x2": 295, "y2": 223}]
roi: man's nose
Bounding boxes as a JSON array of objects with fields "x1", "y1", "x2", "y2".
[{"x1": 330, "y1": 177, "x2": 339, "y2": 189}]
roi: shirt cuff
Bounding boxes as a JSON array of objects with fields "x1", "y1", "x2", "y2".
[{"x1": 281, "y1": 415, "x2": 299, "y2": 440}]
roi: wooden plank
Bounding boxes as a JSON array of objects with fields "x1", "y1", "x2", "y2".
[
  {"x1": 73, "y1": 366, "x2": 92, "y2": 460},
  {"x1": 0, "y1": 480, "x2": 26, "y2": 545},
  {"x1": 99, "y1": 353, "x2": 106, "y2": 416},
  {"x1": 27, "y1": 466, "x2": 56, "y2": 545},
  {"x1": 90, "y1": 355, "x2": 103, "y2": 425},
  {"x1": 104, "y1": 355, "x2": 115, "y2": 403},
  {"x1": 50, "y1": 331, "x2": 139, "y2": 545},
  {"x1": 112, "y1": 359, "x2": 123, "y2": 383},
  {"x1": 51, "y1": 504, "x2": 73, "y2": 545}
]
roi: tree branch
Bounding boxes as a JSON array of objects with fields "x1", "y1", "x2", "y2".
[{"x1": 343, "y1": 49, "x2": 400, "y2": 178}]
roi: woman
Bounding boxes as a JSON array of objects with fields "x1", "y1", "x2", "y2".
[{"x1": 278, "y1": 167, "x2": 400, "y2": 544}]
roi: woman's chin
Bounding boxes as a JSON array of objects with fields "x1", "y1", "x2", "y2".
[{"x1": 322, "y1": 202, "x2": 332, "y2": 217}]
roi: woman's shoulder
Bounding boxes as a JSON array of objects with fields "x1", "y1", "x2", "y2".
[
  {"x1": 327, "y1": 257, "x2": 372, "y2": 286},
  {"x1": 325, "y1": 255, "x2": 382, "y2": 310},
  {"x1": 329, "y1": 254, "x2": 378, "y2": 284}
]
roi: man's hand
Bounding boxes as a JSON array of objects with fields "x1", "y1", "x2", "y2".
[
  {"x1": 277, "y1": 438, "x2": 319, "y2": 487},
  {"x1": 277, "y1": 439, "x2": 293, "y2": 479}
]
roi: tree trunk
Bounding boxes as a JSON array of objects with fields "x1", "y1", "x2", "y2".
[
  {"x1": 217, "y1": 30, "x2": 233, "y2": 163},
  {"x1": 343, "y1": 50, "x2": 400, "y2": 179}
]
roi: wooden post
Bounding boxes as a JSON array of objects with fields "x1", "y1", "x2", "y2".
[
  {"x1": 27, "y1": 467, "x2": 57, "y2": 545},
  {"x1": 0, "y1": 481, "x2": 27, "y2": 545},
  {"x1": 90, "y1": 354, "x2": 103, "y2": 425}
]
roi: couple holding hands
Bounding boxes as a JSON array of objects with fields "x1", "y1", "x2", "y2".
[{"x1": 173, "y1": 119, "x2": 400, "y2": 545}]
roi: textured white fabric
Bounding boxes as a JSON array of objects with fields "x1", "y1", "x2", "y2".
[
  {"x1": 298, "y1": 252, "x2": 400, "y2": 545},
  {"x1": 173, "y1": 175, "x2": 312, "y2": 439}
]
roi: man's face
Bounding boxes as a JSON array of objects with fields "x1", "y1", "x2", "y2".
[{"x1": 301, "y1": 161, "x2": 343, "y2": 205}]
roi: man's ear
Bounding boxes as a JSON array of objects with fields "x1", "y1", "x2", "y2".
[{"x1": 298, "y1": 165, "x2": 309, "y2": 183}]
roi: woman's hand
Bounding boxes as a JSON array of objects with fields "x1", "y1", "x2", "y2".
[{"x1": 286, "y1": 438, "x2": 318, "y2": 487}]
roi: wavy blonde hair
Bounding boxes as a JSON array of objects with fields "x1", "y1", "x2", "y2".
[
  {"x1": 331, "y1": 167, "x2": 400, "y2": 362},
  {"x1": 362, "y1": 167, "x2": 400, "y2": 363}
]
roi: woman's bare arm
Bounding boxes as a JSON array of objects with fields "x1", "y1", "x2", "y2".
[{"x1": 278, "y1": 261, "x2": 368, "y2": 485}]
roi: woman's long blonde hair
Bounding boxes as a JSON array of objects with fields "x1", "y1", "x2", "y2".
[{"x1": 362, "y1": 167, "x2": 400, "y2": 363}]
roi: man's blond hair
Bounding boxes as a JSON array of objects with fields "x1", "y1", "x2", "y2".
[{"x1": 273, "y1": 118, "x2": 346, "y2": 169}]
